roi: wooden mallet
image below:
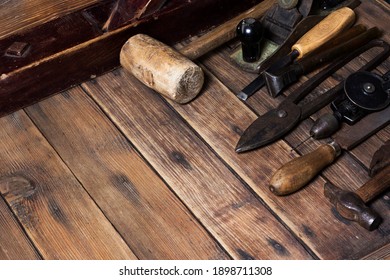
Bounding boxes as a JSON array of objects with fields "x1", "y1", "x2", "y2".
[{"x1": 119, "y1": 0, "x2": 274, "y2": 103}]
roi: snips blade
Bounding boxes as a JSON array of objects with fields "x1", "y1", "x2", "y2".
[{"x1": 235, "y1": 102, "x2": 301, "y2": 153}]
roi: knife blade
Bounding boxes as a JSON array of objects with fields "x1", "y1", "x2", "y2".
[{"x1": 269, "y1": 105, "x2": 390, "y2": 196}]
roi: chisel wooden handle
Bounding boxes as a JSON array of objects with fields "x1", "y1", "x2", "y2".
[
  {"x1": 269, "y1": 143, "x2": 341, "y2": 195},
  {"x1": 292, "y1": 7, "x2": 355, "y2": 59}
]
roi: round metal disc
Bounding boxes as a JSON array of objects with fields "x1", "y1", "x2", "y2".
[
  {"x1": 278, "y1": 0, "x2": 299, "y2": 9},
  {"x1": 344, "y1": 71, "x2": 390, "y2": 111}
]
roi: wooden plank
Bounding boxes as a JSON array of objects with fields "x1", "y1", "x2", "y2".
[
  {"x1": 0, "y1": 195, "x2": 40, "y2": 259},
  {"x1": 0, "y1": 0, "x2": 101, "y2": 39},
  {"x1": 24, "y1": 87, "x2": 229, "y2": 260},
  {"x1": 0, "y1": 111, "x2": 137, "y2": 259},
  {"x1": 82, "y1": 71, "x2": 312, "y2": 260},
  {"x1": 362, "y1": 243, "x2": 390, "y2": 260}
]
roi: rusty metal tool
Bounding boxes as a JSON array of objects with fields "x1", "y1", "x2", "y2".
[
  {"x1": 236, "y1": 6, "x2": 356, "y2": 101},
  {"x1": 324, "y1": 141, "x2": 390, "y2": 230},
  {"x1": 263, "y1": 24, "x2": 370, "y2": 97},
  {"x1": 269, "y1": 104, "x2": 390, "y2": 196},
  {"x1": 310, "y1": 69, "x2": 390, "y2": 139},
  {"x1": 235, "y1": 37, "x2": 388, "y2": 153}
]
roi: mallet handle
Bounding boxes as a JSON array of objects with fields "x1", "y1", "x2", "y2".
[{"x1": 179, "y1": 0, "x2": 275, "y2": 60}]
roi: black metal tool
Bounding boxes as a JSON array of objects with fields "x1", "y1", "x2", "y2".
[
  {"x1": 236, "y1": 6, "x2": 356, "y2": 101},
  {"x1": 235, "y1": 39, "x2": 390, "y2": 153},
  {"x1": 263, "y1": 25, "x2": 375, "y2": 97},
  {"x1": 237, "y1": 18, "x2": 263, "y2": 63},
  {"x1": 310, "y1": 70, "x2": 390, "y2": 139}
]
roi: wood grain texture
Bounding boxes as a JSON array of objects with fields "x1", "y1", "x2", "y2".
[
  {"x1": 0, "y1": 195, "x2": 40, "y2": 259},
  {"x1": 0, "y1": 111, "x2": 136, "y2": 259},
  {"x1": 24, "y1": 87, "x2": 228, "y2": 260},
  {"x1": 82, "y1": 70, "x2": 312, "y2": 260},
  {"x1": 362, "y1": 243, "x2": 390, "y2": 260},
  {"x1": 0, "y1": 0, "x2": 101, "y2": 39}
]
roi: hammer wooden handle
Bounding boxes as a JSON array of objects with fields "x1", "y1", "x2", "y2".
[
  {"x1": 356, "y1": 165, "x2": 390, "y2": 203},
  {"x1": 180, "y1": 0, "x2": 274, "y2": 60},
  {"x1": 292, "y1": 7, "x2": 355, "y2": 59},
  {"x1": 270, "y1": 143, "x2": 340, "y2": 195}
]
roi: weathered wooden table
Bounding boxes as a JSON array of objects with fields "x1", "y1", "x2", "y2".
[{"x1": 0, "y1": 0, "x2": 389, "y2": 260}]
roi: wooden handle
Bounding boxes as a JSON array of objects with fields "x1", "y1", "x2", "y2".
[
  {"x1": 292, "y1": 7, "x2": 356, "y2": 59},
  {"x1": 269, "y1": 144, "x2": 340, "y2": 196},
  {"x1": 179, "y1": 0, "x2": 274, "y2": 60},
  {"x1": 356, "y1": 166, "x2": 390, "y2": 203}
]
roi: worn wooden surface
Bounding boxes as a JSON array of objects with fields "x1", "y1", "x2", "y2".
[
  {"x1": 0, "y1": 0, "x2": 102, "y2": 39},
  {"x1": 0, "y1": 0, "x2": 389, "y2": 260}
]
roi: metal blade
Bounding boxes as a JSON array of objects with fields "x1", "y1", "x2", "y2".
[
  {"x1": 237, "y1": 75, "x2": 266, "y2": 101},
  {"x1": 335, "y1": 105, "x2": 390, "y2": 151},
  {"x1": 235, "y1": 102, "x2": 301, "y2": 153},
  {"x1": 237, "y1": 51, "x2": 298, "y2": 101}
]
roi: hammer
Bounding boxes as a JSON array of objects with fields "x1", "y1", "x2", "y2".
[
  {"x1": 324, "y1": 141, "x2": 390, "y2": 231},
  {"x1": 119, "y1": 0, "x2": 274, "y2": 103}
]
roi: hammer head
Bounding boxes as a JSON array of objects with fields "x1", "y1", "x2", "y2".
[{"x1": 324, "y1": 182, "x2": 382, "y2": 231}]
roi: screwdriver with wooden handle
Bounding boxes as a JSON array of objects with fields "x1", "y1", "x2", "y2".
[
  {"x1": 269, "y1": 105, "x2": 390, "y2": 196},
  {"x1": 238, "y1": 6, "x2": 356, "y2": 100}
]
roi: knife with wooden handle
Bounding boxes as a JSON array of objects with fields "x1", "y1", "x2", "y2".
[{"x1": 269, "y1": 105, "x2": 390, "y2": 196}]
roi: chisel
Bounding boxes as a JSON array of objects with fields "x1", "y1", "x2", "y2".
[
  {"x1": 269, "y1": 105, "x2": 390, "y2": 196},
  {"x1": 237, "y1": 6, "x2": 356, "y2": 101}
]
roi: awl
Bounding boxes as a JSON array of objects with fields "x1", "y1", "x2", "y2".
[
  {"x1": 237, "y1": 6, "x2": 356, "y2": 101},
  {"x1": 269, "y1": 105, "x2": 390, "y2": 196}
]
